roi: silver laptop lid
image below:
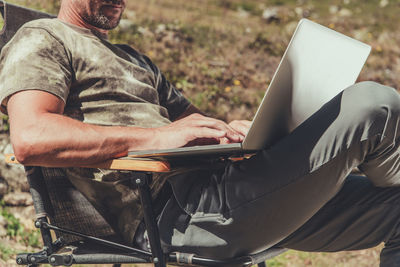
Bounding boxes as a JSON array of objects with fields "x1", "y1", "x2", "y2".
[{"x1": 242, "y1": 18, "x2": 371, "y2": 151}]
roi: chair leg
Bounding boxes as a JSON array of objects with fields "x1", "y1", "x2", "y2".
[
  {"x1": 258, "y1": 262, "x2": 267, "y2": 267},
  {"x1": 135, "y1": 173, "x2": 166, "y2": 267}
]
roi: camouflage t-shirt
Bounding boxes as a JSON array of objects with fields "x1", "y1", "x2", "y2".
[{"x1": 0, "y1": 18, "x2": 191, "y2": 243}]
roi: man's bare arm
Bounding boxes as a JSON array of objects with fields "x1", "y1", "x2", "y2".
[{"x1": 8, "y1": 90, "x2": 243, "y2": 167}]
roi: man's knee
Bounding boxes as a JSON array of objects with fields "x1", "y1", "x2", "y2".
[{"x1": 344, "y1": 81, "x2": 400, "y2": 121}]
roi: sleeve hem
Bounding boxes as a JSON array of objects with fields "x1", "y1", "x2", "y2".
[{"x1": 0, "y1": 88, "x2": 67, "y2": 115}]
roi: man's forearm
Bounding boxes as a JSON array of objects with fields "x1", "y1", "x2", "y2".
[
  {"x1": 7, "y1": 90, "x2": 165, "y2": 167},
  {"x1": 10, "y1": 112, "x2": 158, "y2": 167}
]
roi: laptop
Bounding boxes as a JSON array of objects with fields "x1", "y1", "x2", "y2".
[{"x1": 128, "y1": 18, "x2": 371, "y2": 159}]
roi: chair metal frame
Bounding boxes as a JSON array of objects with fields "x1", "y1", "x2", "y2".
[
  {"x1": 6, "y1": 155, "x2": 286, "y2": 267},
  {"x1": 1, "y1": 2, "x2": 287, "y2": 266}
]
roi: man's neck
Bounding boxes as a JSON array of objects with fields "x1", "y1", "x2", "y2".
[{"x1": 58, "y1": 5, "x2": 109, "y2": 38}]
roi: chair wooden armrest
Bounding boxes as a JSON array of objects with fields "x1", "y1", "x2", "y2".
[{"x1": 5, "y1": 153, "x2": 171, "y2": 172}]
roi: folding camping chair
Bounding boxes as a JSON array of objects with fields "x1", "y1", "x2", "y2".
[{"x1": 0, "y1": 1, "x2": 287, "y2": 266}]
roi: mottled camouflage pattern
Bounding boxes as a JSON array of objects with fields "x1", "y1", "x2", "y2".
[{"x1": 0, "y1": 19, "x2": 191, "y2": 243}]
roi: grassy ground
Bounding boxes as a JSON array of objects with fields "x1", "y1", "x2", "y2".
[
  {"x1": 115, "y1": 0, "x2": 400, "y2": 121},
  {"x1": 1, "y1": 0, "x2": 398, "y2": 266}
]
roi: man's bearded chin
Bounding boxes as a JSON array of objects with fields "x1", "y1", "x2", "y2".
[
  {"x1": 84, "y1": 0, "x2": 125, "y2": 30},
  {"x1": 90, "y1": 12, "x2": 122, "y2": 30}
]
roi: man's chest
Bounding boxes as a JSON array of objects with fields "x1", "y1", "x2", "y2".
[{"x1": 65, "y1": 41, "x2": 161, "y2": 106}]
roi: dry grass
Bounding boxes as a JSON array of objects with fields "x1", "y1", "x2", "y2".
[
  {"x1": 266, "y1": 246, "x2": 382, "y2": 266},
  {"x1": 115, "y1": 0, "x2": 400, "y2": 122}
]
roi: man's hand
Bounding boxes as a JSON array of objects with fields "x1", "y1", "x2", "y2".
[
  {"x1": 154, "y1": 113, "x2": 245, "y2": 148},
  {"x1": 220, "y1": 120, "x2": 252, "y2": 144},
  {"x1": 228, "y1": 120, "x2": 252, "y2": 137}
]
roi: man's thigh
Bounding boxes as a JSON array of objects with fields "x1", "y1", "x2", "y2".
[{"x1": 277, "y1": 175, "x2": 400, "y2": 252}]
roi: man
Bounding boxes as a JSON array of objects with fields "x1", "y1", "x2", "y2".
[{"x1": 1, "y1": 0, "x2": 400, "y2": 265}]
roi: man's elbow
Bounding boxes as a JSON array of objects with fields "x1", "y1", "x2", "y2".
[{"x1": 11, "y1": 132, "x2": 39, "y2": 165}]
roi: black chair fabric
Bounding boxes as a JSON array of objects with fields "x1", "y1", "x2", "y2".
[
  {"x1": 41, "y1": 168, "x2": 117, "y2": 243},
  {"x1": 0, "y1": 1, "x2": 55, "y2": 50}
]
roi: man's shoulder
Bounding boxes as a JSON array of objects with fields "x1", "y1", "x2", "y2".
[
  {"x1": 19, "y1": 18, "x2": 92, "y2": 42},
  {"x1": 2, "y1": 18, "x2": 74, "y2": 54},
  {"x1": 21, "y1": 18, "x2": 65, "y2": 33},
  {"x1": 13, "y1": 18, "x2": 100, "y2": 53}
]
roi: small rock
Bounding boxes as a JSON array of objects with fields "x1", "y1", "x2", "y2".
[
  {"x1": 262, "y1": 8, "x2": 279, "y2": 23},
  {"x1": 0, "y1": 177, "x2": 8, "y2": 197},
  {"x1": 237, "y1": 7, "x2": 250, "y2": 18},
  {"x1": 294, "y1": 7, "x2": 310, "y2": 18},
  {"x1": 0, "y1": 225, "x2": 6, "y2": 237},
  {"x1": 3, "y1": 192, "x2": 33, "y2": 206},
  {"x1": 124, "y1": 10, "x2": 136, "y2": 21},
  {"x1": 155, "y1": 24, "x2": 166, "y2": 35},
  {"x1": 117, "y1": 19, "x2": 134, "y2": 31},
  {"x1": 138, "y1": 26, "x2": 153, "y2": 38},
  {"x1": 353, "y1": 28, "x2": 369, "y2": 41},
  {"x1": 329, "y1": 5, "x2": 339, "y2": 14},
  {"x1": 0, "y1": 215, "x2": 7, "y2": 237},
  {"x1": 0, "y1": 138, "x2": 27, "y2": 193},
  {"x1": 295, "y1": 7, "x2": 303, "y2": 17},
  {"x1": 302, "y1": 9, "x2": 311, "y2": 18},
  {"x1": 0, "y1": 215, "x2": 6, "y2": 227},
  {"x1": 9, "y1": 206, "x2": 36, "y2": 231},
  {"x1": 338, "y1": 8, "x2": 352, "y2": 17},
  {"x1": 285, "y1": 21, "x2": 299, "y2": 35},
  {"x1": 380, "y1": 0, "x2": 388, "y2": 8}
]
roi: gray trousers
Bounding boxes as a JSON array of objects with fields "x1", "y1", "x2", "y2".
[{"x1": 159, "y1": 81, "x2": 400, "y2": 266}]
